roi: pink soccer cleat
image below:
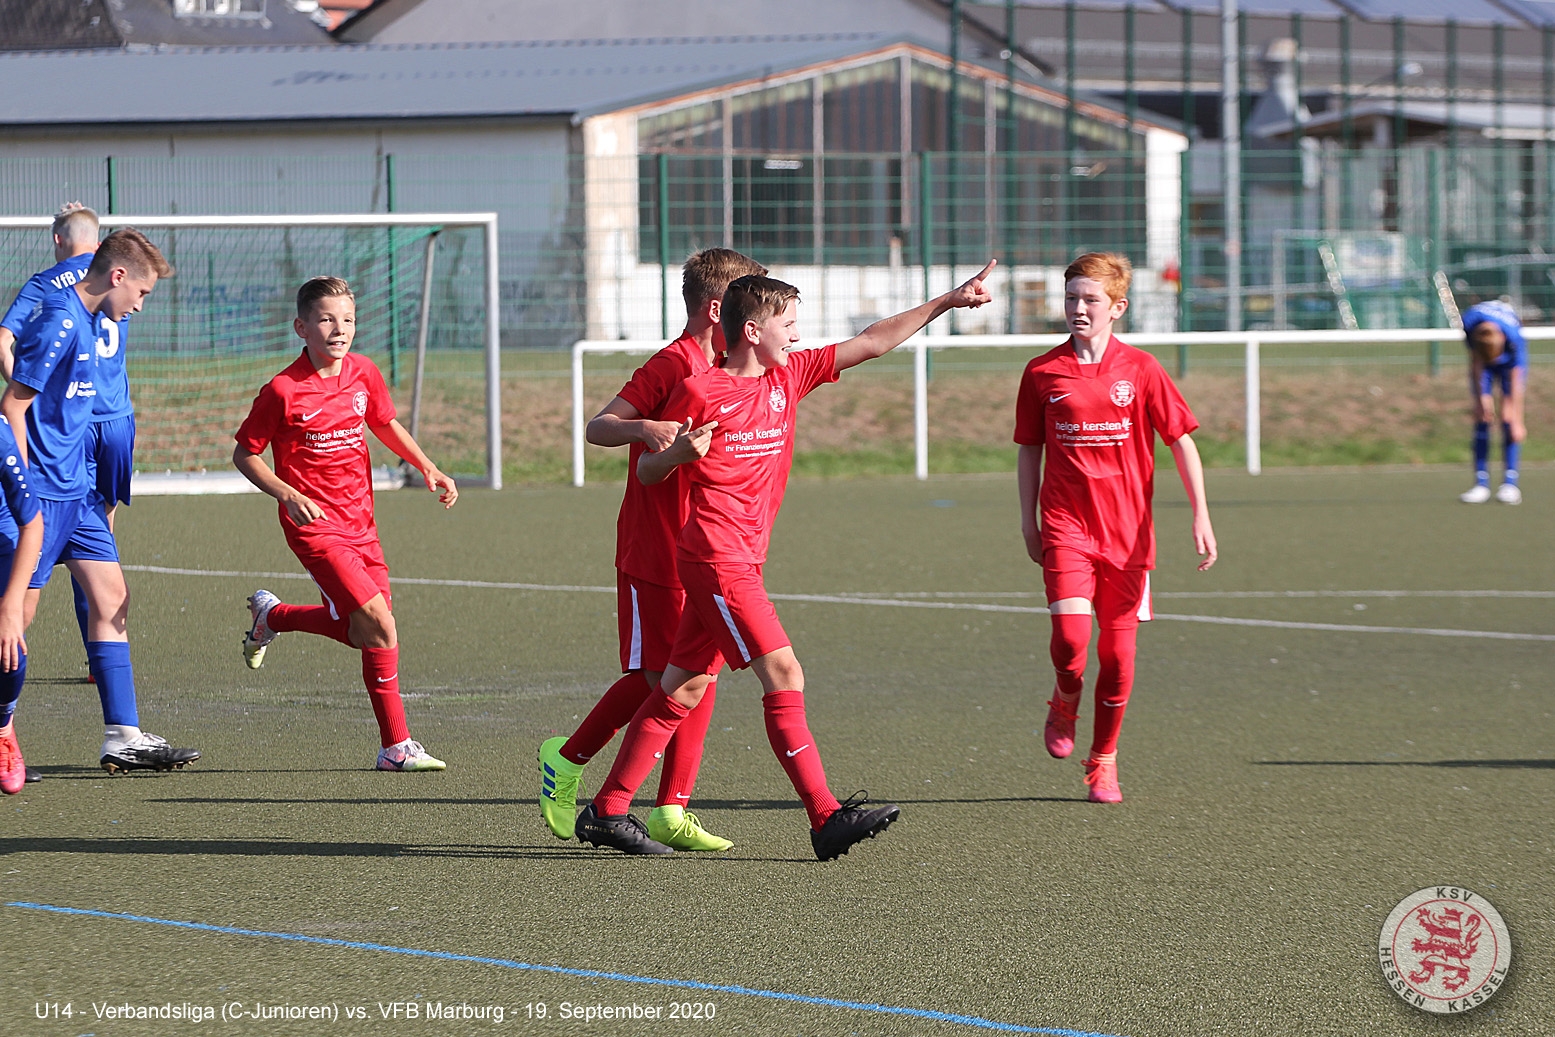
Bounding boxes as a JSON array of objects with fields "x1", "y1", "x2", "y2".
[
  {"x1": 0, "y1": 726, "x2": 25, "y2": 795},
  {"x1": 1083, "y1": 755, "x2": 1122, "y2": 804},
  {"x1": 1044, "y1": 696, "x2": 1079, "y2": 759}
]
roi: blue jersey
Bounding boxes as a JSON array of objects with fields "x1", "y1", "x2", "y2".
[
  {"x1": 11, "y1": 288, "x2": 100, "y2": 501},
  {"x1": 1462, "y1": 301, "x2": 1528, "y2": 372},
  {"x1": 90, "y1": 308, "x2": 135, "y2": 422},
  {"x1": 0, "y1": 416, "x2": 40, "y2": 551},
  {"x1": 0, "y1": 252, "x2": 93, "y2": 337},
  {"x1": 1, "y1": 252, "x2": 132, "y2": 423}
]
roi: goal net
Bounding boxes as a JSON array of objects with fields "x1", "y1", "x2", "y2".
[{"x1": 0, "y1": 213, "x2": 502, "y2": 489}]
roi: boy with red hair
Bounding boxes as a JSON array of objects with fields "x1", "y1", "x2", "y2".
[{"x1": 1015, "y1": 252, "x2": 1217, "y2": 803}]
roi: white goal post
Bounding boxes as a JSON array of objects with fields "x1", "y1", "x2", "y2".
[
  {"x1": 0, "y1": 212, "x2": 503, "y2": 489},
  {"x1": 573, "y1": 326, "x2": 1555, "y2": 484}
]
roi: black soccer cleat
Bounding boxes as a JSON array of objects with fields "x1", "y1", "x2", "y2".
[
  {"x1": 99, "y1": 731, "x2": 202, "y2": 775},
  {"x1": 811, "y1": 791, "x2": 900, "y2": 861},
  {"x1": 575, "y1": 803, "x2": 675, "y2": 855}
]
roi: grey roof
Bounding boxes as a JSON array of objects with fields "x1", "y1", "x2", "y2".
[
  {"x1": 0, "y1": 33, "x2": 1174, "y2": 131},
  {"x1": 966, "y1": 0, "x2": 1555, "y2": 27},
  {"x1": 1260, "y1": 99, "x2": 1555, "y2": 138},
  {"x1": 0, "y1": 0, "x2": 335, "y2": 51},
  {"x1": 0, "y1": 35, "x2": 893, "y2": 126}
]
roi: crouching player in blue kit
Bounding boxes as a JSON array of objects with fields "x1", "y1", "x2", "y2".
[
  {"x1": 0, "y1": 416, "x2": 44, "y2": 793},
  {"x1": 1458, "y1": 300, "x2": 1528, "y2": 505},
  {"x1": 0, "y1": 229, "x2": 200, "y2": 774},
  {"x1": 0, "y1": 204, "x2": 136, "y2": 687}
]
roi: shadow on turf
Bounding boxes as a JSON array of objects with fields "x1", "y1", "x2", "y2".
[
  {"x1": 0, "y1": 837, "x2": 639, "y2": 860},
  {"x1": 1257, "y1": 759, "x2": 1555, "y2": 769},
  {"x1": 0, "y1": 837, "x2": 818, "y2": 863}
]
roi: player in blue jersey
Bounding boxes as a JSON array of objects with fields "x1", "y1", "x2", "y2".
[
  {"x1": 0, "y1": 203, "x2": 97, "y2": 379},
  {"x1": 0, "y1": 415, "x2": 44, "y2": 794},
  {"x1": 1458, "y1": 300, "x2": 1528, "y2": 505},
  {"x1": 0, "y1": 204, "x2": 136, "y2": 687},
  {"x1": 0, "y1": 229, "x2": 200, "y2": 774}
]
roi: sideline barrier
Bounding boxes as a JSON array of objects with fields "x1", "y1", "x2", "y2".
[{"x1": 572, "y1": 327, "x2": 1555, "y2": 484}]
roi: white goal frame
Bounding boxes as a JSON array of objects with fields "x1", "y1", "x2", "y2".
[
  {"x1": 573, "y1": 325, "x2": 1555, "y2": 484},
  {"x1": 0, "y1": 212, "x2": 504, "y2": 489}
]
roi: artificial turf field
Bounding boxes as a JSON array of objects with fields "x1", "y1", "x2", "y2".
[{"x1": 3, "y1": 467, "x2": 1553, "y2": 1037}]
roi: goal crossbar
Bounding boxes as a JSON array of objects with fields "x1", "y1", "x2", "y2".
[
  {"x1": 572, "y1": 326, "x2": 1555, "y2": 484},
  {"x1": 0, "y1": 213, "x2": 504, "y2": 490}
]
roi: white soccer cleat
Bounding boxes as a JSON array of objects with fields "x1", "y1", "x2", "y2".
[
  {"x1": 1459, "y1": 484, "x2": 1493, "y2": 504},
  {"x1": 100, "y1": 729, "x2": 201, "y2": 774},
  {"x1": 242, "y1": 589, "x2": 281, "y2": 669},
  {"x1": 1495, "y1": 483, "x2": 1523, "y2": 505},
  {"x1": 376, "y1": 739, "x2": 446, "y2": 772}
]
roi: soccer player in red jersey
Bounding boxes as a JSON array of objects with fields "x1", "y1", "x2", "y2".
[
  {"x1": 538, "y1": 248, "x2": 766, "y2": 851},
  {"x1": 577, "y1": 262, "x2": 996, "y2": 858},
  {"x1": 233, "y1": 276, "x2": 458, "y2": 772},
  {"x1": 1014, "y1": 252, "x2": 1217, "y2": 804}
]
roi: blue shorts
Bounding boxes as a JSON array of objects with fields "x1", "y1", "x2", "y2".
[
  {"x1": 85, "y1": 414, "x2": 136, "y2": 508},
  {"x1": 29, "y1": 497, "x2": 119, "y2": 590}
]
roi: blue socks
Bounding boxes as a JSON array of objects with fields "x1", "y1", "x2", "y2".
[
  {"x1": 0, "y1": 651, "x2": 23, "y2": 729},
  {"x1": 72, "y1": 577, "x2": 90, "y2": 659},
  {"x1": 86, "y1": 641, "x2": 138, "y2": 727},
  {"x1": 1472, "y1": 422, "x2": 1491, "y2": 486},
  {"x1": 1503, "y1": 424, "x2": 1520, "y2": 486}
]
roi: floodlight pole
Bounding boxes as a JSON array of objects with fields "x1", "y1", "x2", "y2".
[{"x1": 1222, "y1": 0, "x2": 1242, "y2": 332}]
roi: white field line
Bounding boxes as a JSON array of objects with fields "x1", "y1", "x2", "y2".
[{"x1": 123, "y1": 565, "x2": 1555, "y2": 643}]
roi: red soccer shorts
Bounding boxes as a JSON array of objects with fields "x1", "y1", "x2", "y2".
[
  {"x1": 617, "y1": 571, "x2": 686, "y2": 673},
  {"x1": 1042, "y1": 546, "x2": 1152, "y2": 629},
  {"x1": 288, "y1": 533, "x2": 392, "y2": 618},
  {"x1": 671, "y1": 560, "x2": 785, "y2": 674}
]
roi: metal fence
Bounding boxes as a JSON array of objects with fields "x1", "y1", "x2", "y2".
[{"x1": 3, "y1": 143, "x2": 1553, "y2": 353}]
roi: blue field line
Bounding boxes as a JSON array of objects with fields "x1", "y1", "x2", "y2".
[{"x1": 9, "y1": 902, "x2": 1123, "y2": 1037}]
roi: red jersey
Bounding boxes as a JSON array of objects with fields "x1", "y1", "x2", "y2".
[
  {"x1": 613, "y1": 333, "x2": 717, "y2": 587},
  {"x1": 663, "y1": 344, "x2": 838, "y2": 565},
  {"x1": 1013, "y1": 337, "x2": 1197, "y2": 570},
  {"x1": 235, "y1": 350, "x2": 397, "y2": 545}
]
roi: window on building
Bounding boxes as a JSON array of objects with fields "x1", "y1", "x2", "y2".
[{"x1": 173, "y1": 0, "x2": 266, "y2": 17}]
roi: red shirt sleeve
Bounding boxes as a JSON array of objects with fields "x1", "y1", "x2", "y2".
[
  {"x1": 618, "y1": 349, "x2": 690, "y2": 419},
  {"x1": 792, "y1": 344, "x2": 840, "y2": 399},
  {"x1": 1013, "y1": 359, "x2": 1045, "y2": 445},
  {"x1": 235, "y1": 381, "x2": 283, "y2": 455},
  {"x1": 1144, "y1": 357, "x2": 1198, "y2": 445},
  {"x1": 660, "y1": 374, "x2": 708, "y2": 429},
  {"x1": 361, "y1": 357, "x2": 398, "y2": 427}
]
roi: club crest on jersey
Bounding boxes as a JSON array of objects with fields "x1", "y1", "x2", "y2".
[
  {"x1": 768, "y1": 387, "x2": 787, "y2": 413},
  {"x1": 1109, "y1": 380, "x2": 1135, "y2": 407},
  {"x1": 352, "y1": 391, "x2": 369, "y2": 417}
]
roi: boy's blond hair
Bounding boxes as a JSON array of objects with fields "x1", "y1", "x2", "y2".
[
  {"x1": 296, "y1": 276, "x2": 354, "y2": 318},
  {"x1": 683, "y1": 248, "x2": 767, "y2": 311},
  {"x1": 52, "y1": 206, "x2": 99, "y2": 249},
  {"x1": 88, "y1": 228, "x2": 174, "y2": 280},
  {"x1": 721, "y1": 274, "x2": 800, "y2": 346},
  {"x1": 1064, "y1": 252, "x2": 1132, "y2": 303}
]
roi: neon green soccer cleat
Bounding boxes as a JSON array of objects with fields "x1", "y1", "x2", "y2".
[
  {"x1": 538, "y1": 736, "x2": 584, "y2": 839},
  {"x1": 647, "y1": 804, "x2": 733, "y2": 852}
]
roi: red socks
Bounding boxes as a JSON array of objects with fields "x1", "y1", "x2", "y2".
[
  {"x1": 1091, "y1": 625, "x2": 1137, "y2": 757},
  {"x1": 1049, "y1": 613, "x2": 1092, "y2": 702},
  {"x1": 561, "y1": 671, "x2": 652, "y2": 765},
  {"x1": 763, "y1": 690, "x2": 840, "y2": 830},
  {"x1": 268, "y1": 603, "x2": 352, "y2": 646},
  {"x1": 657, "y1": 682, "x2": 716, "y2": 806},
  {"x1": 361, "y1": 645, "x2": 410, "y2": 748},
  {"x1": 592, "y1": 691, "x2": 690, "y2": 817}
]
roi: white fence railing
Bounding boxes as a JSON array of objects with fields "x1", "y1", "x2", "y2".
[{"x1": 572, "y1": 327, "x2": 1555, "y2": 485}]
